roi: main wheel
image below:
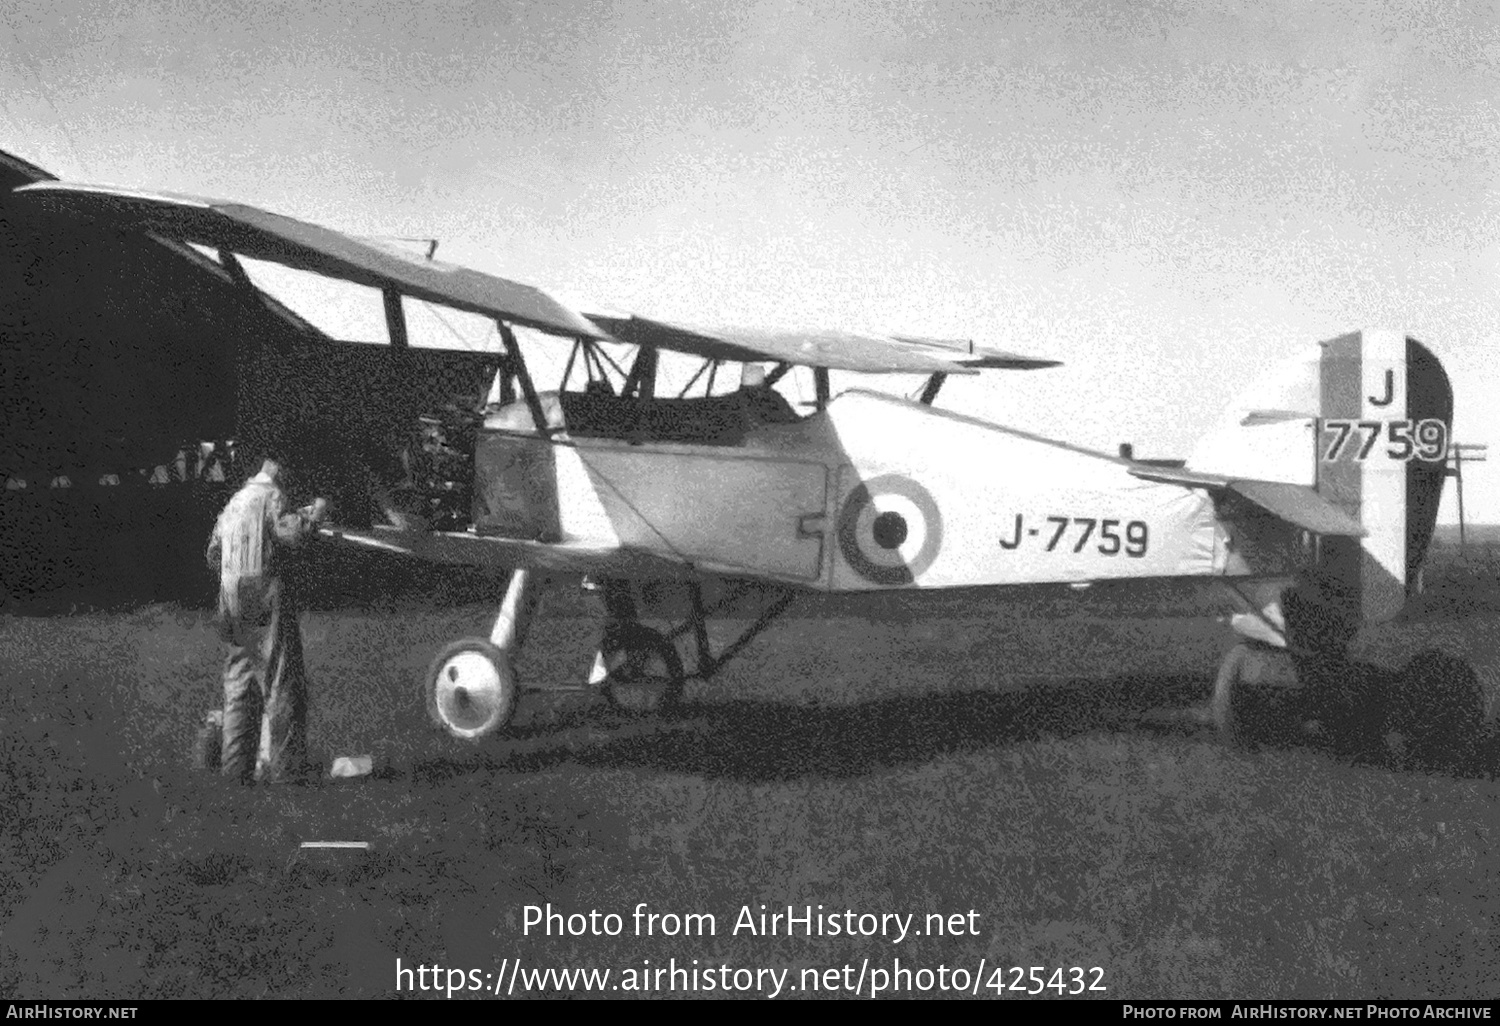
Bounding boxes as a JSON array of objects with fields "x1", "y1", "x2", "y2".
[
  {"x1": 1211, "y1": 641, "x2": 1299, "y2": 746},
  {"x1": 425, "y1": 638, "x2": 517, "y2": 741},
  {"x1": 598, "y1": 624, "x2": 685, "y2": 715}
]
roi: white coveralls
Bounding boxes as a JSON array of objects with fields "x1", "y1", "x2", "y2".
[{"x1": 206, "y1": 468, "x2": 319, "y2": 783}]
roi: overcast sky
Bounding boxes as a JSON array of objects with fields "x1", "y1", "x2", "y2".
[{"x1": 3, "y1": 0, "x2": 1498, "y2": 520}]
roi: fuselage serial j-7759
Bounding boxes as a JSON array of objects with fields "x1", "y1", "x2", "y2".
[{"x1": 11, "y1": 178, "x2": 1454, "y2": 745}]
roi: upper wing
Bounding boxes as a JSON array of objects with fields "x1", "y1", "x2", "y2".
[
  {"x1": 887, "y1": 334, "x2": 1062, "y2": 370},
  {"x1": 12, "y1": 181, "x2": 604, "y2": 340},
  {"x1": 587, "y1": 314, "x2": 1057, "y2": 375},
  {"x1": 317, "y1": 524, "x2": 697, "y2": 580},
  {"x1": 1128, "y1": 465, "x2": 1366, "y2": 537}
]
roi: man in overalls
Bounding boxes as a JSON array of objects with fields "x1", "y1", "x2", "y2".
[{"x1": 207, "y1": 457, "x2": 327, "y2": 784}]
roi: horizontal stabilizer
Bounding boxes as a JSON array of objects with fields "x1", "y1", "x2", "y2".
[
  {"x1": 12, "y1": 181, "x2": 604, "y2": 339},
  {"x1": 1128, "y1": 467, "x2": 1366, "y2": 537},
  {"x1": 1229, "y1": 480, "x2": 1366, "y2": 537}
]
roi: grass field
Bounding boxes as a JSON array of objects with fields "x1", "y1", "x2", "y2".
[{"x1": 2, "y1": 540, "x2": 1499, "y2": 999}]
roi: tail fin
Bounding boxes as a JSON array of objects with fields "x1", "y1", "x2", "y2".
[
  {"x1": 1316, "y1": 330, "x2": 1451, "y2": 623},
  {"x1": 1189, "y1": 329, "x2": 1452, "y2": 629}
]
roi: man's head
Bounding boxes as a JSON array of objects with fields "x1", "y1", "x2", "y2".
[{"x1": 256, "y1": 458, "x2": 282, "y2": 483}]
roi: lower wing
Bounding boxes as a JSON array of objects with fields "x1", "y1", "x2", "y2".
[{"x1": 316, "y1": 524, "x2": 697, "y2": 580}]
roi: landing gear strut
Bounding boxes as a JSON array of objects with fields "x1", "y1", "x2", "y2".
[
  {"x1": 423, "y1": 570, "x2": 797, "y2": 741},
  {"x1": 1210, "y1": 641, "x2": 1300, "y2": 745},
  {"x1": 1212, "y1": 574, "x2": 1358, "y2": 746}
]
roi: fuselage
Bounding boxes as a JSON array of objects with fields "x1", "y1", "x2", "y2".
[{"x1": 474, "y1": 388, "x2": 1242, "y2": 593}]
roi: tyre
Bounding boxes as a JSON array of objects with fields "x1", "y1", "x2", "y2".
[
  {"x1": 425, "y1": 637, "x2": 517, "y2": 741},
  {"x1": 598, "y1": 624, "x2": 685, "y2": 715},
  {"x1": 1387, "y1": 648, "x2": 1485, "y2": 768}
]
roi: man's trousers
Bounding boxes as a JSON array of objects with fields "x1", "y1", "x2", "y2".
[{"x1": 219, "y1": 579, "x2": 308, "y2": 783}]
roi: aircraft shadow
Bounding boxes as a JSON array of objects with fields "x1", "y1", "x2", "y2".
[
  {"x1": 402, "y1": 658, "x2": 1500, "y2": 785},
  {"x1": 1227, "y1": 650, "x2": 1500, "y2": 779},
  {"x1": 407, "y1": 673, "x2": 1213, "y2": 785}
]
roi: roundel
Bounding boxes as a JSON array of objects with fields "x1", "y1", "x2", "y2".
[{"x1": 837, "y1": 475, "x2": 943, "y2": 585}]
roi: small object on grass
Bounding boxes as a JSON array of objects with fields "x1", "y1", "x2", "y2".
[
  {"x1": 192, "y1": 709, "x2": 224, "y2": 772},
  {"x1": 288, "y1": 840, "x2": 371, "y2": 872},
  {"x1": 329, "y1": 755, "x2": 375, "y2": 779},
  {"x1": 299, "y1": 841, "x2": 371, "y2": 850}
]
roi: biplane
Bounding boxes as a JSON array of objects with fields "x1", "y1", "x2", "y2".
[{"x1": 13, "y1": 180, "x2": 1454, "y2": 743}]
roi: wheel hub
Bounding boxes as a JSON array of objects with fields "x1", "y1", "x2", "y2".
[{"x1": 434, "y1": 650, "x2": 507, "y2": 736}]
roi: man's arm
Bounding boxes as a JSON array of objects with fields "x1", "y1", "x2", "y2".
[{"x1": 268, "y1": 490, "x2": 327, "y2": 546}]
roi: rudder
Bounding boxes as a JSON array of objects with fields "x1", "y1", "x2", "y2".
[{"x1": 1316, "y1": 330, "x2": 1452, "y2": 625}]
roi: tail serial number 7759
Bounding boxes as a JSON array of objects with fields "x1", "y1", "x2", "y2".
[{"x1": 998, "y1": 515, "x2": 1150, "y2": 556}]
